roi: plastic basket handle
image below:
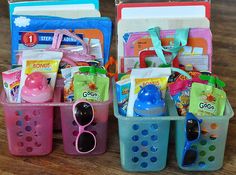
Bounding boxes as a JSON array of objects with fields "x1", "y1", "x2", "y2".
[
  {"x1": 50, "y1": 29, "x2": 95, "y2": 63},
  {"x1": 148, "y1": 27, "x2": 189, "y2": 65},
  {"x1": 171, "y1": 67, "x2": 192, "y2": 80},
  {"x1": 51, "y1": 29, "x2": 89, "y2": 55}
]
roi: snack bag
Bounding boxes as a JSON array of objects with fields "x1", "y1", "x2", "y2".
[
  {"x1": 73, "y1": 66, "x2": 109, "y2": 102},
  {"x1": 61, "y1": 66, "x2": 80, "y2": 102},
  {"x1": 169, "y1": 71, "x2": 207, "y2": 116},
  {"x1": 169, "y1": 80, "x2": 191, "y2": 116},
  {"x1": 189, "y1": 76, "x2": 227, "y2": 116}
]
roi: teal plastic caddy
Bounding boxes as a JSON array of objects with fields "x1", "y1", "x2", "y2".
[
  {"x1": 113, "y1": 78, "x2": 234, "y2": 172},
  {"x1": 113, "y1": 79, "x2": 180, "y2": 172},
  {"x1": 175, "y1": 99, "x2": 234, "y2": 171}
]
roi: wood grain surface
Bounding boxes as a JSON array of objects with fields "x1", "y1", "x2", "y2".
[{"x1": 0, "y1": 0, "x2": 235, "y2": 174}]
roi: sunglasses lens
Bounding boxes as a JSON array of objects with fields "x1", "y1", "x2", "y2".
[
  {"x1": 183, "y1": 149, "x2": 197, "y2": 166},
  {"x1": 187, "y1": 119, "x2": 199, "y2": 141},
  {"x1": 77, "y1": 132, "x2": 96, "y2": 153},
  {"x1": 74, "y1": 102, "x2": 93, "y2": 126}
]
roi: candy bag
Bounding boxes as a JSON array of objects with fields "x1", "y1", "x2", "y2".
[
  {"x1": 189, "y1": 75, "x2": 227, "y2": 116},
  {"x1": 73, "y1": 66, "x2": 109, "y2": 102}
]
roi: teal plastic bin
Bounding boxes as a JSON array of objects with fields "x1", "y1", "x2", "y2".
[
  {"x1": 113, "y1": 84, "x2": 179, "y2": 172},
  {"x1": 113, "y1": 80, "x2": 234, "y2": 172},
  {"x1": 175, "y1": 99, "x2": 234, "y2": 171}
]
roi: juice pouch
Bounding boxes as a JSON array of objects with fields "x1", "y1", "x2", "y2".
[
  {"x1": 2, "y1": 67, "x2": 22, "y2": 103},
  {"x1": 189, "y1": 76, "x2": 227, "y2": 116},
  {"x1": 116, "y1": 78, "x2": 131, "y2": 116},
  {"x1": 73, "y1": 66, "x2": 109, "y2": 102}
]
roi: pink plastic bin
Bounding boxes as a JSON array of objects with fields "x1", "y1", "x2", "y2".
[
  {"x1": 0, "y1": 88, "x2": 61, "y2": 156},
  {"x1": 59, "y1": 89, "x2": 112, "y2": 155}
]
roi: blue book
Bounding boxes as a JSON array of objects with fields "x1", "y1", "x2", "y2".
[{"x1": 11, "y1": 16, "x2": 113, "y2": 65}]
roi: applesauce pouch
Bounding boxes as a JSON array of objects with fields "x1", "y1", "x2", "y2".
[
  {"x1": 189, "y1": 83, "x2": 226, "y2": 116},
  {"x1": 73, "y1": 66, "x2": 109, "y2": 102}
]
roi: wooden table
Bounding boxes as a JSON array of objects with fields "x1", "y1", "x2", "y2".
[{"x1": 0, "y1": 0, "x2": 235, "y2": 174}]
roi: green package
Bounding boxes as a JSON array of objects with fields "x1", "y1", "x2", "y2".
[
  {"x1": 73, "y1": 67, "x2": 109, "y2": 102},
  {"x1": 189, "y1": 83, "x2": 226, "y2": 116}
]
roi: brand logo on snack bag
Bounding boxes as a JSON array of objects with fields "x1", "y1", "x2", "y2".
[
  {"x1": 199, "y1": 102, "x2": 215, "y2": 110},
  {"x1": 88, "y1": 82, "x2": 97, "y2": 91},
  {"x1": 25, "y1": 60, "x2": 59, "y2": 74},
  {"x1": 134, "y1": 78, "x2": 168, "y2": 94},
  {"x1": 122, "y1": 88, "x2": 129, "y2": 95},
  {"x1": 10, "y1": 82, "x2": 20, "y2": 89},
  {"x1": 199, "y1": 93, "x2": 216, "y2": 113},
  {"x1": 81, "y1": 82, "x2": 100, "y2": 101},
  {"x1": 82, "y1": 91, "x2": 100, "y2": 101}
]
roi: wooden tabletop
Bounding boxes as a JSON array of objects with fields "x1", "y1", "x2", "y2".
[{"x1": 0, "y1": 0, "x2": 235, "y2": 174}]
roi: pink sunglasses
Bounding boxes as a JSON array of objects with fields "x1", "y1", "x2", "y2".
[{"x1": 73, "y1": 100, "x2": 96, "y2": 154}]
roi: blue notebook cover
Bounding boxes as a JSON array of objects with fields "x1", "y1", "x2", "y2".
[{"x1": 11, "y1": 16, "x2": 113, "y2": 65}]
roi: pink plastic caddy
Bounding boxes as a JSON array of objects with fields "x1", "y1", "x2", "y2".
[
  {"x1": 59, "y1": 89, "x2": 111, "y2": 155},
  {"x1": 0, "y1": 89, "x2": 61, "y2": 156},
  {"x1": 0, "y1": 86, "x2": 111, "y2": 156}
]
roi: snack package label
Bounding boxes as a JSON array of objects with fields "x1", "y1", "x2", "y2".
[
  {"x1": 135, "y1": 77, "x2": 168, "y2": 98},
  {"x1": 173, "y1": 90, "x2": 190, "y2": 116},
  {"x1": 10, "y1": 81, "x2": 20, "y2": 89},
  {"x1": 25, "y1": 60, "x2": 60, "y2": 74},
  {"x1": 189, "y1": 83, "x2": 227, "y2": 116}
]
